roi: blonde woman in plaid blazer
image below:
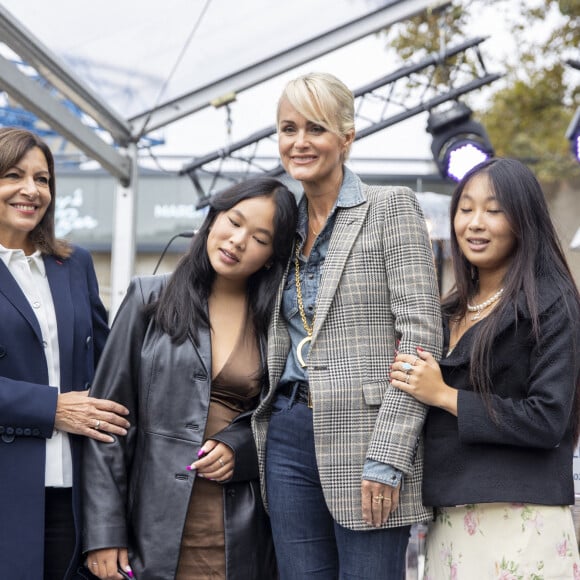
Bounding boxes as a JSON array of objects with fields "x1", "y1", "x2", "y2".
[{"x1": 252, "y1": 72, "x2": 443, "y2": 579}]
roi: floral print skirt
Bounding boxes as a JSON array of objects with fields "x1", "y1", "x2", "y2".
[{"x1": 423, "y1": 503, "x2": 580, "y2": 580}]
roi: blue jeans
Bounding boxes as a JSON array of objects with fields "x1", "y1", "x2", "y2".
[{"x1": 265, "y1": 392, "x2": 411, "y2": 580}]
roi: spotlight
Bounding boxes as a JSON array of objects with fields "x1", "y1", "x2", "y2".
[
  {"x1": 566, "y1": 107, "x2": 580, "y2": 163},
  {"x1": 427, "y1": 102, "x2": 494, "y2": 181}
]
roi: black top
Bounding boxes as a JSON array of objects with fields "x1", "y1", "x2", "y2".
[{"x1": 423, "y1": 281, "x2": 580, "y2": 507}]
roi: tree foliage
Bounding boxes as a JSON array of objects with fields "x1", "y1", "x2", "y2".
[{"x1": 384, "y1": 0, "x2": 580, "y2": 181}]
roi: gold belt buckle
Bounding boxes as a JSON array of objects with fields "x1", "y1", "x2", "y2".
[{"x1": 308, "y1": 390, "x2": 313, "y2": 409}]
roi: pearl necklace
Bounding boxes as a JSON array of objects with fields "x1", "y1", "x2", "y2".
[{"x1": 467, "y1": 288, "x2": 504, "y2": 321}]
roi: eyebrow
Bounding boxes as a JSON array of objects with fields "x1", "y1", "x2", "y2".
[
  {"x1": 230, "y1": 208, "x2": 273, "y2": 238},
  {"x1": 10, "y1": 164, "x2": 50, "y2": 177},
  {"x1": 460, "y1": 193, "x2": 498, "y2": 202}
]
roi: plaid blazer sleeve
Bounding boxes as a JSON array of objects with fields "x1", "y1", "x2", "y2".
[{"x1": 365, "y1": 185, "x2": 443, "y2": 471}]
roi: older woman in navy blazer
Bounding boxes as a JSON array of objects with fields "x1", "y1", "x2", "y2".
[{"x1": 0, "y1": 128, "x2": 129, "y2": 580}]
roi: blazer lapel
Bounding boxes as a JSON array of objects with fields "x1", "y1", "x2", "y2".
[
  {"x1": 267, "y1": 250, "x2": 292, "y2": 391},
  {"x1": 45, "y1": 255, "x2": 74, "y2": 389},
  {"x1": 311, "y1": 202, "x2": 369, "y2": 342},
  {"x1": 0, "y1": 259, "x2": 43, "y2": 343}
]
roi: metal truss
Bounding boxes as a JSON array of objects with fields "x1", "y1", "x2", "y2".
[{"x1": 181, "y1": 36, "x2": 502, "y2": 203}]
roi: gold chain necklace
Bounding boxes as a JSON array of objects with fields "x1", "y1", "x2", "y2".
[
  {"x1": 308, "y1": 207, "x2": 328, "y2": 238},
  {"x1": 294, "y1": 241, "x2": 314, "y2": 368},
  {"x1": 309, "y1": 221, "x2": 320, "y2": 237}
]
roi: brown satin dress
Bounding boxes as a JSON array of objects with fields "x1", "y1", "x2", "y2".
[{"x1": 175, "y1": 320, "x2": 261, "y2": 580}]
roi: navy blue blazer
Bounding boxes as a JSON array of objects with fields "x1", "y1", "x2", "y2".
[{"x1": 0, "y1": 246, "x2": 109, "y2": 580}]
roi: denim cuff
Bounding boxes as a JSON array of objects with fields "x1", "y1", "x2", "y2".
[{"x1": 362, "y1": 459, "x2": 402, "y2": 487}]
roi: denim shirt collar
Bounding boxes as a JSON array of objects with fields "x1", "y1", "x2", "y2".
[{"x1": 296, "y1": 165, "x2": 365, "y2": 240}]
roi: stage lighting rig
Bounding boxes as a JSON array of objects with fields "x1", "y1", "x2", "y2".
[{"x1": 427, "y1": 101, "x2": 494, "y2": 181}]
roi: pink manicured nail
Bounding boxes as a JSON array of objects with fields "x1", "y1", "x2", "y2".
[
  {"x1": 197, "y1": 449, "x2": 205, "y2": 458},
  {"x1": 186, "y1": 465, "x2": 192, "y2": 471},
  {"x1": 126, "y1": 569, "x2": 134, "y2": 579},
  {"x1": 417, "y1": 346, "x2": 424, "y2": 352}
]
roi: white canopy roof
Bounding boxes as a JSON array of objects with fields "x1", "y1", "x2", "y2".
[
  {"x1": 0, "y1": 0, "x2": 444, "y2": 179},
  {"x1": 0, "y1": 0, "x2": 503, "y2": 314}
]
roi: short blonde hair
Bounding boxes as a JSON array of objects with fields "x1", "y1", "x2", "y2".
[{"x1": 277, "y1": 72, "x2": 355, "y2": 155}]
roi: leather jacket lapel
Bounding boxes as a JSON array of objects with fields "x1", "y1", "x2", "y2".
[{"x1": 188, "y1": 315, "x2": 212, "y2": 381}]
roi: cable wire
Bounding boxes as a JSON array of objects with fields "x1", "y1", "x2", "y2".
[{"x1": 137, "y1": 0, "x2": 213, "y2": 140}]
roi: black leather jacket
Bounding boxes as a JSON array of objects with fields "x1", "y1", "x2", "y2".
[{"x1": 82, "y1": 275, "x2": 276, "y2": 579}]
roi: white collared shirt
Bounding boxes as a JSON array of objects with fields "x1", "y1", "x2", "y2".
[{"x1": 0, "y1": 244, "x2": 72, "y2": 487}]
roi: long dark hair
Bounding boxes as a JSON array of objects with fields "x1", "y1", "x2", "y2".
[
  {"x1": 0, "y1": 127, "x2": 70, "y2": 257},
  {"x1": 151, "y1": 177, "x2": 297, "y2": 345},
  {"x1": 443, "y1": 157, "x2": 580, "y2": 440}
]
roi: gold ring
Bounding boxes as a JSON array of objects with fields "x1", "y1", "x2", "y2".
[
  {"x1": 95, "y1": 420, "x2": 101, "y2": 430},
  {"x1": 373, "y1": 495, "x2": 385, "y2": 503},
  {"x1": 218, "y1": 458, "x2": 225, "y2": 467}
]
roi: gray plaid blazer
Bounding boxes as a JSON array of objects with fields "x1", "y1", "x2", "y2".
[{"x1": 253, "y1": 182, "x2": 443, "y2": 531}]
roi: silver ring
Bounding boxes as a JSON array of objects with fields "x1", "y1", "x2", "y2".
[
  {"x1": 412, "y1": 357, "x2": 419, "y2": 366},
  {"x1": 218, "y1": 458, "x2": 225, "y2": 467},
  {"x1": 95, "y1": 420, "x2": 101, "y2": 430},
  {"x1": 405, "y1": 374, "x2": 410, "y2": 384},
  {"x1": 401, "y1": 362, "x2": 413, "y2": 373},
  {"x1": 92, "y1": 562, "x2": 98, "y2": 566}
]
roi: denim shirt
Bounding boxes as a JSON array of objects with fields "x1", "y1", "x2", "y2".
[{"x1": 278, "y1": 167, "x2": 402, "y2": 488}]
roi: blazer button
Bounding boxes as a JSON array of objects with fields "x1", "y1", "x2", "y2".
[
  {"x1": 32, "y1": 428, "x2": 41, "y2": 436},
  {"x1": 15, "y1": 428, "x2": 23, "y2": 436},
  {"x1": 2, "y1": 433, "x2": 15, "y2": 443},
  {"x1": 24, "y1": 428, "x2": 31, "y2": 436}
]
